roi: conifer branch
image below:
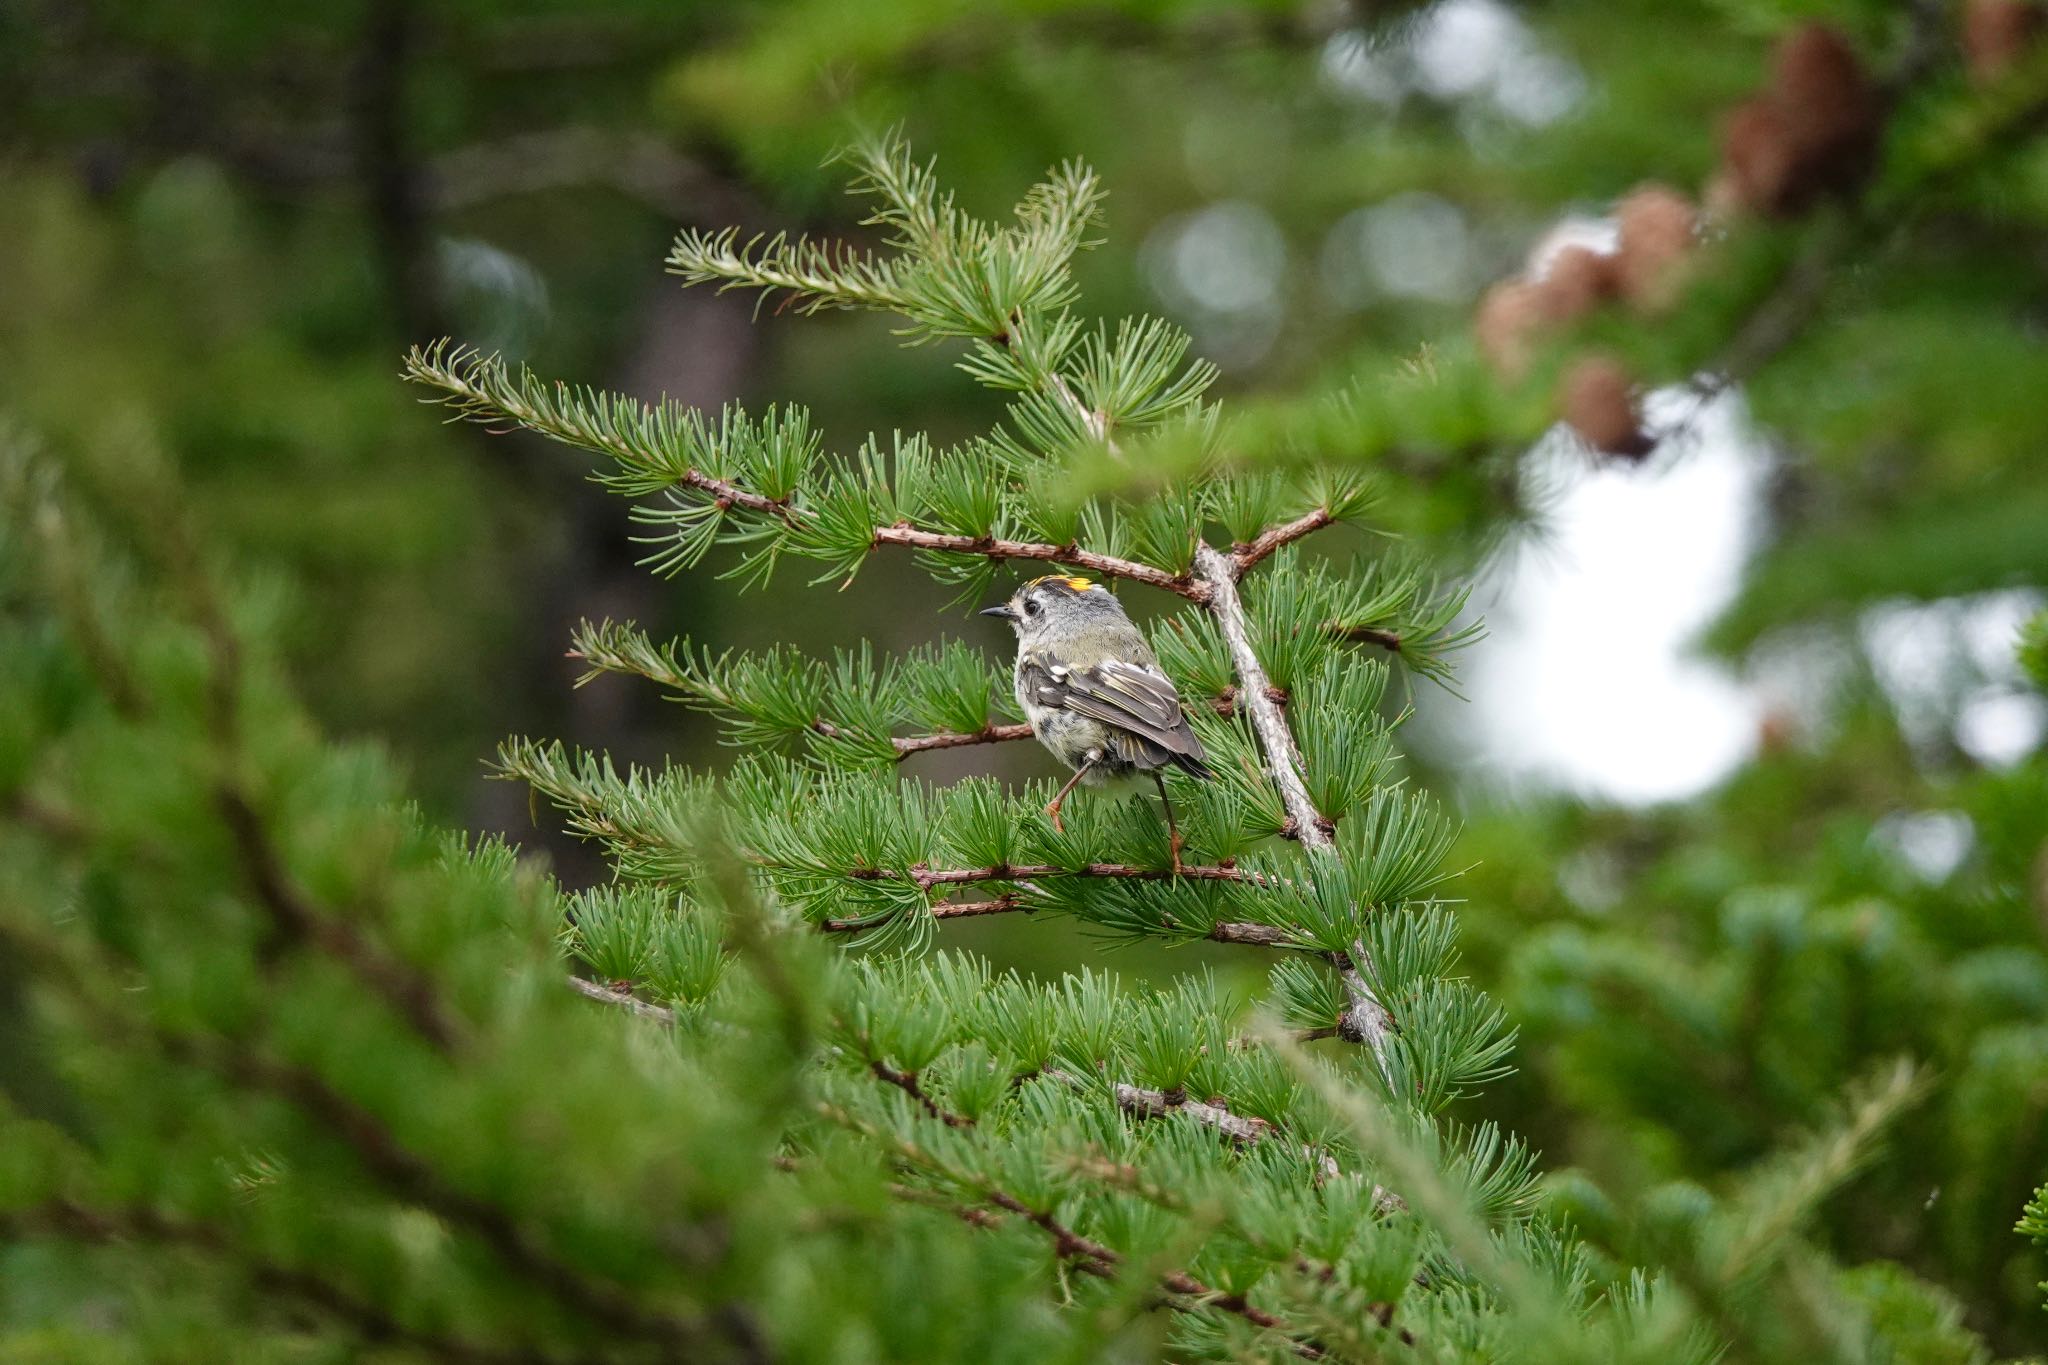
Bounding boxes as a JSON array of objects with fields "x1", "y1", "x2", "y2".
[
  {"x1": 566, "y1": 974, "x2": 679, "y2": 1025},
  {"x1": 818, "y1": 892, "x2": 1289, "y2": 945},
  {"x1": 1, "y1": 1202, "x2": 567, "y2": 1365},
  {"x1": 1206, "y1": 921, "x2": 1294, "y2": 945},
  {"x1": 402, "y1": 343, "x2": 802, "y2": 520},
  {"x1": 217, "y1": 789, "x2": 465, "y2": 1054},
  {"x1": 1329, "y1": 954, "x2": 1401, "y2": 1057},
  {"x1": 1231, "y1": 508, "x2": 1336, "y2": 576},
  {"x1": 570, "y1": 618, "x2": 1275, "y2": 760},
  {"x1": 1112, "y1": 1082, "x2": 1273, "y2": 1141},
  {"x1": 169, "y1": 1038, "x2": 741, "y2": 1355},
  {"x1": 404, "y1": 343, "x2": 1205, "y2": 597},
  {"x1": 870, "y1": 1060, "x2": 975, "y2": 1127},
  {"x1": 1333, "y1": 624, "x2": 1403, "y2": 653},
  {"x1": 1045, "y1": 370, "x2": 1110, "y2": 445},
  {"x1": 823, "y1": 1103, "x2": 1322, "y2": 1356},
  {"x1": 815, "y1": 859, "x2": 1305, "y2": 943},
  {"x1": 1052, "y1": 1074, "x2": 1403, "y2": 1216},
  {"x1": 1192, "y1": 547, "x2": 1333, "y2": 849},
  {"x1": 9, "y1": 925, "x2": 760, "y2": 1365},
  {"x1": 890, "y1": 723, "x2": 1037, "y2": 755},
  {"x1": 838, "y1": 860, "x2": 1272, "y2": 889},
  {"x1": 930, "y1": 896, "x2": 1026, "y2": 920},
  {"x1": 866, "y1": 522, "x2": 1203, "y2": 597},
  {"x1": 143, "y1": 482, "x2": 470, "y2": 1059},
  {"x1": 1041, "y1": 1066, "x2": 1274, "y2": 1143},
  {"x1": 665, "y1": 228, "x2": 920, "y2": 317},
  {"x1": 1191, "y1": 545, "x2": 1400, "y2": 1082}
]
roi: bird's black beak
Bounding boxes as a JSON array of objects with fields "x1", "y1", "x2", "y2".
[{"x1": 979, "y1": 605, "x2": 1017, "y2": 621}]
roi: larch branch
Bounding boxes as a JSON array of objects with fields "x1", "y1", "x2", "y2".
[
  {"x1": 891, "y1": 722, "x2": 1035, "y2": 756},
  {"x1": 1043, "y1": 1066, "x2": 1273, "y2": 1143},
  {"x1": 144, "y1": 1030, "x2": 733, "y2": 1355},
  {"x1": 838, "y1": 860, "x2": 1271, "y2": 889},
  {"x1": 869, "y1": 523, "x2": 1204, "y2": 599},
  {"x1": 1231, "y1": 507, "x2": 1335, "y2": 576},
  {"x1": 4, "y1": 1201, "x2": 565, "y2": 1365},
  {"x1": 566, "y1": 975, "x2": 679, "y2": 1025},
  {"x1": 1333, "y1": 623, "x2": 1403, "y2": 653},
  {"x1": 218, "y1": 785, "x2": 464, "y2": 1054},
  {"x1": 1192, "y1": 545, "x2": 1399, "y2": 1088},
  {"x1": 870, "y1": 1060, "x2": 975, "y2": 1127},
  {"x1": 408, "y1": 346, "x2": 1201, "y2": 597}
]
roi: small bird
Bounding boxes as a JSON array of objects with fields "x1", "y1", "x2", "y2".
[{"x1": 981, "y1": 576, "x2": 1213, "y2": 872}]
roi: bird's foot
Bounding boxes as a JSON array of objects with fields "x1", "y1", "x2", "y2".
[
  {"x1": 1168, "y1": 828, "x2": 1186, "y2": 877},
  {"x1": 1045, "y1": 799, "x2": 1065, "y2": 834}
]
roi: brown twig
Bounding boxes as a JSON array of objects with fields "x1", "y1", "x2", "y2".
[
  {"x1": 1051, "y1": 1072, "x2": 1400, "y2": 1212},
  {"x1": 1231, "y1": 507, "x2": 1335, "y2": 576},
  {"x1": 1333, "y1": 624, "x2": 1403, "y2": 653},
  {"x1": 1214, "y1": 684, "x2": 1289, "y2": 714},
  {"x1": 1042, "y1": 1067, "x2": 1273, "y2": 1143},
  {"x1": 891, "y1": 722, "x2": 1036, "y2": 756},
  {"x1": 1206, "y1": 920, "x2": 1294, "y2": 945},
  {"x1": 868, "y1": 688, "x2": 1264, "y2": 756},
  {"x1": 837, "y1": 861, "x2": 1269, "y2": 890},
  {"x1": 813, "y1": 859, "x2": 1299, "y2": 942},
  {"x1": 931, "y1": 896, "x2": 1027, "y2": 921},
  {"x1": 565, "y1": 975, "x2": 679, "y2": 1025},
  {"x1": 869, "y1": 523, "x2": 1204, "y2": 599},
  {"x1": 820, "y1": 894, "x2": 1291, "y2": 943},
  {"x1": 976, "y1": 1190, "x2": 1316, "y2": 1351},
  {"x1": 869, "y1": 1060, "x2": 975, "y2": 1127}
]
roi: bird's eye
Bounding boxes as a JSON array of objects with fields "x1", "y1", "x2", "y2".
[{"x1": 1022, "y1": 598, "x2": 1041, "y2": 617}]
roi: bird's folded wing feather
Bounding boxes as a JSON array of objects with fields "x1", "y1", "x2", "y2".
[{"x1": 1021, "y1": 653, "x2": 1208, "y2": 767}]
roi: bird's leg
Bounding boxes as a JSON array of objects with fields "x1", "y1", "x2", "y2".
[
  {"x1": 1152, "y1": 771, "x2": 1185, "y2": 876},
  {"x1": 1045, "y1": 758, "x2": 1095, "y2": 834}
]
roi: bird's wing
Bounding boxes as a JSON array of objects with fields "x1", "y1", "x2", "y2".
[{"x1": 1021, "y1": 652, "x2": 1213, "y2": 777}]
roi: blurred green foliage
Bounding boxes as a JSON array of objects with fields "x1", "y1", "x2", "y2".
[{"x1": 4, "y1": 0, "x2": 2048, "y2": 1354}]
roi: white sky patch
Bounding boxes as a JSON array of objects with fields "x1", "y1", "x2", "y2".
[
  {"x1": 1860, "y1": 587, "x2": 2047, "y2": 762},
  {"x1": 1874, "y1": 809, "x2": 1975, "y2": 882},
  {"x1": 1453, "y1": 392, "x2": 1769, "y2": 803},
  {"x1": 1956, "y1": 690, "x2": 2048, "y2": 767},
  {"x1": 1141, "y1": 201, "x2": 1287, "y2": 370},
  {"x1": 1319, "y1": 30, "x2": 1404, "y2": 107},
  {"x1": 1320, "y1": 0, "x2": 1584, "y2": 126},
  {"x1": 1320, "y1": 192, "x2": 1475, "y2": 307}
]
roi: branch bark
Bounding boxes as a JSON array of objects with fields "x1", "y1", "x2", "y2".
[
  {"x1": 566, "y1": 974, "x2": 678, "y2": 1025},
  {"x1": 1332, "y1": 623, "x2": 1403, "y2": 653},
  {"x1": 890, "y1": 722, "x2": 1035, "y2": 756},
  {"x1": 1192, "y1": 545, "x2": 1400, "y2": 1086},
  {"x1": 1230, "y1": 507, "x2": 1334, "y2": 576},
  {"x1": 818, "y1": 893, "x2": 1291, "y2": 944},
  {"x1": 1043, "y1": 1067, "x2": 1274, "y2": 1143},
  {"x1": 1192, "y1": 546, "x2": 1331, "y2": 850},
  {"x1": 414, "y1": 348, "x2": 1354, "y2": 606},
  {"x1": 868, "y1": 523, "x2": 1203, "y2": 598},
  {"x1": 838, "y1": 860, "x2": 1273, "y2": 889},
  {"x1": 870, "y1": 1059, "x2": 974, "y2": 1127}
]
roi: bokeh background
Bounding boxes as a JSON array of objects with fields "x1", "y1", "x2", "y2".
[{"x1": 9, "y1": 0, "x2": 2047, "y2": 1348}]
